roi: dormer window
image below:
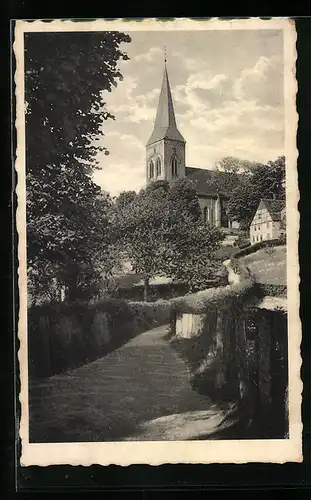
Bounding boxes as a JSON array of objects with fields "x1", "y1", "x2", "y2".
[
  {"x1": 149, "y1": 160, "x2": 155, "y2": 178},
  {"x1": 156, "y1": 157, "x2": 162, "y2": 177},
  {"x1": 171, "y1": 156, "x2": 178, "y2": 177}
]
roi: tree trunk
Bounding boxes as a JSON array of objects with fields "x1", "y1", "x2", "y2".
[
  {"x1": 143, "y1": 277, "x2": 150, "y2": 302},
  {"x1": 65, "y1": 264, "x2": 80, "y2": 302}
]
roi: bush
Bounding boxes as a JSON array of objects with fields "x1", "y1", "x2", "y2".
[
  {"x1": 279, "y1": 233, "x2": 286, "y2": 244},
  {"x1": 169, "y1": 259, "x2": 255, "y2": 316},
  {"x1": 265, "y1": 245, "x2": 276, "y2": 256},
  {"x1": 215, "y1": 246, "x2": 237, "y2": 261},
  {"x1": 238, "y1": 242, "x2": 251, "y2": 250},
  {"x1": 258, "y1": 283, "x2": 287, "y2": 297},
  {"x1": 233, "y1": 238, "x2": 284, "y2": 259},
  {"x1": 114, "y1": 282, "x2": 190, "y2": 302}
]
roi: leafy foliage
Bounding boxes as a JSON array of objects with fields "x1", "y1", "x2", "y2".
[
  {"x1": 28, "y1": 297, "x2": 170, "y2": 378},
  {"x1": 114, "y1": 178, "x2": 224, "y2": 298},
  {"x1": 25, "y1": 32, "x2": 131, "y2": 303},
  {"x1": 215, "y1": 156, "x2": 264, "y2": 174},
  {"x1": 226, "y1": 156, "x2": 286, "y2": 229}
]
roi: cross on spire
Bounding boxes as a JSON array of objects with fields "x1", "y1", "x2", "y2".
[{"x1": 164, "y1": 46, "x2": 167, "y2": 65}]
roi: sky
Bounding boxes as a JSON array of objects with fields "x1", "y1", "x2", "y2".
[{"x1": 92, "y1": 29, "x2": 284, "y2": 196}]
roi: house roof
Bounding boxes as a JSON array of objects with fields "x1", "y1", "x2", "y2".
[
  {"x1": 259, "y1": 198, "x2": 286, "y2": 221},
  {"x1": 146, "y1": 66, "x2": 185, "y2": 146},
  {"x1": 185, "y1": 167, "x2": 240, "y2": 197}
]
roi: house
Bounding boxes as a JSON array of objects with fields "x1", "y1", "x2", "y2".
[
  {"x1": 249, "y1": 198, "x2": 286, "y2": 244},
  {"x1": 145, "y1": 60, "x2": 240, "y2": 232}
]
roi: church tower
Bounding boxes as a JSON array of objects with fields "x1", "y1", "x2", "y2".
[{"x1": 146, "y1": 57, "x2": 186, "y2": 185}]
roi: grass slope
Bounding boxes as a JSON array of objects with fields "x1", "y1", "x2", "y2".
[{"x1": 241, "y1": 245, "x2": 286, "y2": 286}]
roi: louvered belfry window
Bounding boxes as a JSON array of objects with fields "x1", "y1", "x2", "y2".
[{"x1": 171, "y1": 156, "x2": 178, "y2": 176}]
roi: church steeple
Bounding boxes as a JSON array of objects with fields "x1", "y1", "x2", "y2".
[
  {"x1": 146, "y1": 62, "x2": 185, "y2": 147},
  {"x1": 146, "y1": 53, "x2": 186, "y2": 185}
]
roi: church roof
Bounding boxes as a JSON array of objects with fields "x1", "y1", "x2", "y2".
[
  {"x1": 146, "y1": 66, "x2": 185, "y2": 146},
  {"x1": 185, "y1": 167, "x2": 240, "y2": 198},
  {"x1": 258, "y1": 198, "x2": 285, "y2": 221}
]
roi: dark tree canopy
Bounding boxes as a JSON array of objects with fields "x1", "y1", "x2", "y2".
[
  {"x1": 215, "y1": 156, "x2": 265, "y2": 174},
  {"x1": 114, "y1": 179, "x2": 224, "y2": 299},
  {"x1": 25, "y1": 31, "x2": 131, "y2": 303},
  {"x1": 25, "y1": 31, "x2": 131, "y2": 172},
  {"x1": 226, "y1": 156, "x2": 286, "y2": 228}
]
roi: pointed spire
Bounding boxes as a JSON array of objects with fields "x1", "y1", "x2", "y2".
[{"x1": 146, "y1": 55, "x2": 185, "y2": 147}]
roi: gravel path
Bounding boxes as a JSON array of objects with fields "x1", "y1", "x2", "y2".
[{"x1": 29, "y1": 324, "x2": 215, "y2": 442}]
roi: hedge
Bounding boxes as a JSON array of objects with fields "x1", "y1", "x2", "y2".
[
  {"x1": 258, "y1": 283, "x2": 287, "y2": 297},
  {"x1": 115, "y1": 282, "x2": 190, "y2": 302},
  {"x1": 168, "y1": 259, "x2": 257, "y2": 315},
  {"x1": 233, "y1": 238, "x2": 285, "y2": 259},
  {"x1": 28, "y1": 298, "x2": 170, "y2": 379},
  {"x1": 29, "y1": 241, "x2": 280, "y2": 380}
]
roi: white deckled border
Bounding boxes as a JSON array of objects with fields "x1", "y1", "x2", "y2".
[{"x1": 14, "y1": 17, "x2": 302, "y2": 466}]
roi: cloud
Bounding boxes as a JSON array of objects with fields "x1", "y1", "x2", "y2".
[
  {"x1": 93, "y1": 131, "x2": 145, "y2": 195},
  {"x1": 181, "y1": 97, "x2": 284, "y2": 165},
  {"x1": 234, "y1": 55, "x2": 283, "y2": 106},
  {"x1": 132, "y1": 47, "x2": 163, "y2": 63},
  {"x1": 170, "y1": 50, "x2": 204, "y2": 73},
  {"x1": 173, "y1": 55, "x2": 284, "y2": 167},
  {"x1": 93, "y1": 33, "x2": 284, "y2": 195},
  {"x1": 102, "y1": 74, "x2": 160, "y2": 125},
  {"x1": 188, "y1": 72, "x2": 228, "y2": 91},
  {"x1": 173, "y1": 71, "x2": 230, "y2": 113},
  {"x1": 93, "y1": 162, "x2": 145, "y2": 196}
]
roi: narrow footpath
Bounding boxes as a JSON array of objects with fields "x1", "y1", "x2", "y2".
[{"x1": 29, "y1": 325, "x2": 233, "y2": 442}]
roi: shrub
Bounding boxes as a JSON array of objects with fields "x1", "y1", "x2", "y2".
[
  {"x1": 258, "y1": 283, "x2": 287, "y2": 297},
  {"x1": 265, "y1": 245, "x2": 276, "y2": 256},
  {"x1": 28, "y1": 298, "x2": 170, "y2": 379},
  {"x1": 279, "y1": 233, "x2": 286, "y2": 244},
  {"x1": 238, "y1": 242, "x2": 251, "y2": 250},
  {"x1": 233, "y1": 238, "x2": 284, "y2": 258},
  {"x1": 169, "y1": 260, "x2": 255, "y2": 315}
]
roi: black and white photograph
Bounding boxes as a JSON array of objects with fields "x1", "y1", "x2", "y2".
[{"x1": 14, "y1": 18, "x2": 301, "y2": 466}]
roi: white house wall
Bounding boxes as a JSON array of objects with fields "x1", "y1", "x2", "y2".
[{"x1": 250, "y1": 207, "x2": 283, "y2": 243}]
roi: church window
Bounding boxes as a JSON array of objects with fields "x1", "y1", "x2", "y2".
[
  {"x1": 203, "y1": 207, "x2": 207, "y2": 224},
  {"x1": 210, "y1": 208, "x2": 214, "y2": 225},
  {"x1": 171, "y1": 156, "x2": 178, "y2": 176},
  {"x1": 149, "y1": 160, "x2": 155, "y2": 178},
  {"x1": 156, "y1": 157, "x2": 162, "y2": 177}
]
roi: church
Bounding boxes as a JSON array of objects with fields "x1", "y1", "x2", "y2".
[{"x1": 145, "y1": 62, "x2": 240, "y2": 232}]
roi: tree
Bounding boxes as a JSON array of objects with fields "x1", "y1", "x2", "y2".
[
  {"x1": 166, "y1": 177, "x2": 202, "y2": 220},
  {"x1": 215, "y1": 156, "x2": 264, "y2": 174},
  {"x1": 113, "y1": 181, "x2": 169, "y2": 301},
  {"x1": 114, "y1": 179, "x2": 224, "y2": 300},
  {"x1": 115, "y1": 190, "x2": 137, "y2": 209},
  {"x1": 25, "y1": 31, "x2": 131, "y2": 302},
  {"x1": 160, "y1": 213, "x2": 224, "y2": 292},
  {"x1": 226, "y1": 156, "x2": 286, "y2": 229}
]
